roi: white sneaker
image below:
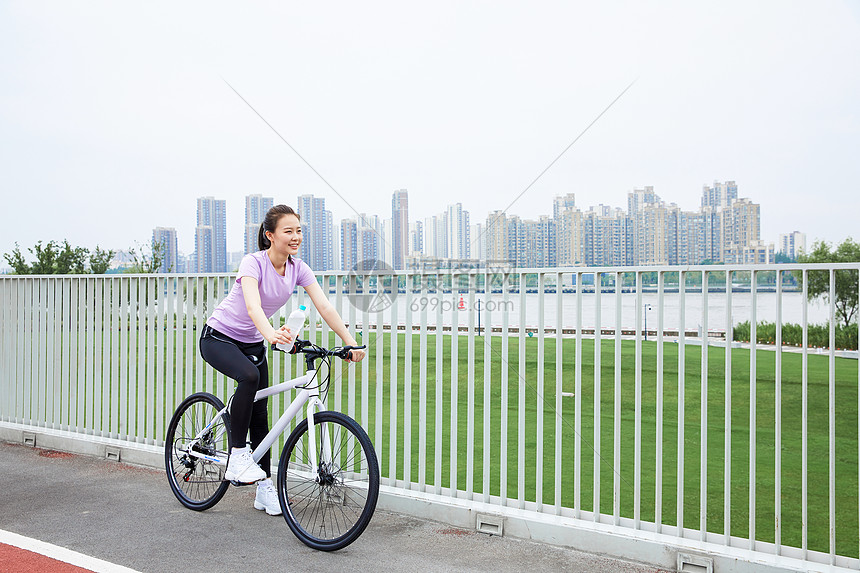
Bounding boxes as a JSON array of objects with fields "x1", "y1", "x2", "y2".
[
  {"x1": 254, "y1": 478, "x2": 282, "y2": 516},
  {"x1": 225, "y1": 447, "x2": 266, "y2": 483}
]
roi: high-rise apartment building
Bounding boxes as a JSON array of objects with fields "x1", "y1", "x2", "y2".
[
  {"x1": 227, "y1": 250, "x2": 244, "y2": 271},
  {"x1": 446, "y1": 203, "x2": 470, "y2": 260},
  {"x1": 152, "y1": 227, "x2": 178, "y2": 273},
  {"x1": 723, "y1": 198, "x2": 761, "y2": 263},
  {"x1": 553, "y1": 193, "x2": 577, "y2": 220},
  {"x1": 341, "y1": 219, "x2": 358, "y2": 271},
  {"x1": 195, "y1": 196, "x2": 227, "y2": 272},
  {"x1": 701, "y1": 180, "x2": 738, "y2": 209},
  {"x1": 779, "y1": 231, "x2": 806, "y2": 260},
  {"x1": 627, "y1": 186, "x2": 659, "y2": 216},
  {"x1": 245, "y1": 194, "x2": 274, "y2": 254},
  {"x1": 471, "y1": 223, "x2": 486, "y2": 261},
  {"x1": 628, "y1": 187, "x2": 668, "y2": 265},
  {"x1": 409, "y1": 221, "x2": 423, "y2": 256},
  {"x1": 381, "y1": 218, "x2": 393, "y2": 266},
  {"x1": 538, "y1": 216, "x2": 556, "y2": 267},
  {"x1": 360, "y1": 213, "x2": 380, "y2": 234},
  {"x1": 505, "y1": 216, "x2": 526, "y2": 267},
  {"x1": 557, "y1": 207, "x2": 584, "y2": 266},
  {"x1": 358, "y1": 229, "x2": 378, "y2": 269},
  {"x1": 331, "y1": 221, "x2": 340, "y2": 270},
  {"x1": 584, "y1": 206, "x2": 629, "y2": 267},
  {"x1": 356, "y1": 213, "x2": 380, "y2": 269},
  {"x1": 553, "y1": 193, "x2": 577, "y2": 266},
  {"x1": 634, "y1": 204, "x2": 669, "y2": 265},
  {"x1": 734, "y1": 240, "x2": 774, "y2": 264},
  {"x1": 505, "y1": 216, "x2": 554, "y2": 268},
  {"x1": 296, "y1": 194, "x2": 333, "y2": 271},
  {"x1": 195, "y1": 227, "x2": 213, "y2": 272},
  {"x1": 518, "y1": 219, "x2": 539, "y2": 268},
  {"x1": 486, "y1": 210, "x2": 507, "y2": 263},
  {"x1": 391, "y1": 190, "x2": 408, "y2": 270},
  {"x1": 422, "y1": 213, "x2": 448, "y2": 259},
  {"x1": 700, "y1": 205, "x2": 723, "y2": 263},
  {"x1": 666, "y1": 206, "x2": 704, "y2": 266}
]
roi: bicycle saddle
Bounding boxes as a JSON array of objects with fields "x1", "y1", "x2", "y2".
[{"x1": 244, "y1": 347, "x2": 266, "y2": 364}]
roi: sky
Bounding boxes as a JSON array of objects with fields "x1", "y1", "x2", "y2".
[{"x1": 1, "y1": 1, "x2": 859, "y2": 259}]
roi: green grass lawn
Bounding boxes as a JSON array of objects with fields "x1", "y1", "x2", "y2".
[
  {"x1": 292, "y1": 329, "x2": 859, "y2": 557},
  {"x1": 46, "y1": 321, "x2": 857, "y2": 557}
]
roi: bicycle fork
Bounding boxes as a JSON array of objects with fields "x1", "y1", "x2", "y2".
[{"x1": 305, "y1": 390, "x2": 334, "y2": 483}]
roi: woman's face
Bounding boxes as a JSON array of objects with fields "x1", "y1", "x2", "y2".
[{"x1": 267, "y1": 214, "x2": 302, "y2": 257}]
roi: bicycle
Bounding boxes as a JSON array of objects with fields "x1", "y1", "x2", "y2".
[{"x1": 164, "y1": 338, "x2": 379, "y2": 551}]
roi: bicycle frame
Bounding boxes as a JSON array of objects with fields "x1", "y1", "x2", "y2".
[{"x1": 182, "y1": 368, "x2": 332, "y2": 470}]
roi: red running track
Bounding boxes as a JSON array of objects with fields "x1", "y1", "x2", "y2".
[{"x1": 0, "y1": 542, "x2": 94, "y2": 573}]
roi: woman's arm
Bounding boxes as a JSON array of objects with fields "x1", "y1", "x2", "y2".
[
  {"x1": 241, "y1": 276, "x2": 290, "y2": 346},
  {"x1": 303, "y1": 281, "x2": 366, "y2": 362}
]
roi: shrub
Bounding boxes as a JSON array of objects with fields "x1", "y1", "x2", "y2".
[{"x1": 733, "y1": 321, "x2": 858, "y2": 350}]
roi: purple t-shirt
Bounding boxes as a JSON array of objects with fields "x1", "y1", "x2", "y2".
[{"x1": 207, "y1": 251, "x2": 315, "y2": 343}]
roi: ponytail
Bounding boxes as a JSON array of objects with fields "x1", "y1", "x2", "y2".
[{"x1": 257, "y1": 222, "x2": 270, "y2": 251}]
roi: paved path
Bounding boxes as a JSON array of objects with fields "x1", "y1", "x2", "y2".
[{"x1": 0, "y1": 441, "x2": 663, "y2": 573}]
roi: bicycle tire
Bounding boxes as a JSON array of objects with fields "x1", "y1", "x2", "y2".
[
  {"x1": 277, "y1": 411, "x2": 379, "y2": 551},
  {"x1": 165, "y1": 392, "x2": 232, "y2": 511}
]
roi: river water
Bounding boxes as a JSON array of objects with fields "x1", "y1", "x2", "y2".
[{"x1": 341, "y1": 291, "x2": 833, "y2": 332}]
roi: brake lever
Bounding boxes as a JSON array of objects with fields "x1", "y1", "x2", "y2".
[
  {"x1": 337, "y1": 344, "x2": 367, "y2": 360},
  {"x1": 290, "y1": 339, "x2": 311, "y2": 354}
]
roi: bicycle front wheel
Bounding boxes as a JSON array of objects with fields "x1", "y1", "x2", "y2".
[
  {"x1": 277, "y1": 411, "x2": 380, "y2": 551},
  {"x1": 165, "y1": 392, "x2": 232, "y2": 511}
]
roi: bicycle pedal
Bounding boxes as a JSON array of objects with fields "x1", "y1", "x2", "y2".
[{"x1": 229, "y1": 479, "x2": 258, "y2": 487}]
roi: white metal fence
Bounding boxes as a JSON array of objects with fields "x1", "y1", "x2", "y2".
[{"x1": 1, "y1": 264, "x2": 858, "y2": 571}]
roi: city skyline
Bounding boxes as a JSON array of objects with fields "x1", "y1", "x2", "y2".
[{"x1": 147, "y1": 182, "x2": 803, "y2": 273}]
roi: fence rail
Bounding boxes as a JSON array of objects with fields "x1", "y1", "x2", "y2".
[{"x1": 1, "y1": 264, "x2": 858, "y2": 571}]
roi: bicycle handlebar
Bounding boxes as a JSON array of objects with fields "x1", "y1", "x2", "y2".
[{"x1": 275, "y1": 339, "x2": 366, "y2": 362}]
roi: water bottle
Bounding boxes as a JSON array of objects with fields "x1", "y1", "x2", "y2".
[{"x1": 276, "y1": 304, "x2": 307, "y2": 352}]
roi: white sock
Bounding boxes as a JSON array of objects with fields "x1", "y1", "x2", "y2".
[
  {"x1": 258, "y1": 478, "x2": 272, "y2": 488},
  {"x1": 231, "y1": 446, "x2": 249, "y2": 454}
]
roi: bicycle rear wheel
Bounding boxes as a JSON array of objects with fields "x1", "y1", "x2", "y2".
[
  {"x1": 277, "y1": 411, "x2": 379, "y2": 551},
  {"x1": 165, "y1": 392, "x2": 232, "y2": 511}
]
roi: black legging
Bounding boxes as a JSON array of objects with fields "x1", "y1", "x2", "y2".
[{"x1": 199, "y1": 325, "x2": 271, "y2": 477}]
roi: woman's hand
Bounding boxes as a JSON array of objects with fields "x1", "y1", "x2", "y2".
[
  {"x1": 266, "y1": 325, "x2": 292, "y2": 346},
  {"x1": 278, "y1": 324, "x2": 295, "y2": 344},
  {"x1": 345, "y1": 345, "x2": 366, "y2": 363}
]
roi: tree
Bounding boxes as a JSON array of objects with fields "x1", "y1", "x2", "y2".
[
  {"x1": 797, "y1": 238, "x2": 860, "y2": 328},
  {"x1": 2, "y1": 241, "x2": 115, "y2": 274},
  {"x1": 11, "y1": 240, "x2": 87, "y2": 274},
  {"x1": 89, "y1": 246, "x2": 115, "y2": 274},
  {"x1": 55, "y1": 241, "x2": 89, "y2": 274},
  {"x1": 3, "y1": 243, "x2": 30, "y2": 274},
  {"x1": 29, "y1": 241, "x2": 61, "y2": 274},
  {"x1": 125, "y1": 241, "x2": 167, "y2": 274}
]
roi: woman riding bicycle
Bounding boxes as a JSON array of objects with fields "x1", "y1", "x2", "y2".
[{"x1": 199, "y1": 204, "x2": 365, "y2": 516}]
